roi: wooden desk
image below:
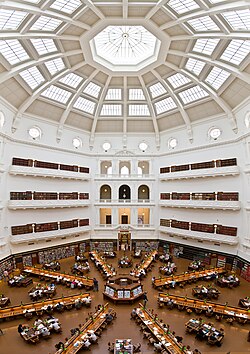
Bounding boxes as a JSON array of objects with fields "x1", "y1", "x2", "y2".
[
  {"x1": 135, "y1": 303, "x2": 188, "y2": 354},
  {"x1": 23, "y1": 266, "x2": 93, "y2": 289},
  {"x1": 186, "y1": 319, "x2": 224, "y2": 345},
  {"x1": 153, "y1": 267, "x2": 225, "y2": 288},
  {"x1": 0, "y1": 293, "x2": 91, "y2": 320},
  {"x1": 55, "y1": 303, "x2": 115, "y2": 354},
  {"x1": 158, "y1": 293, "x2": 249, "y2": 324},
  {"x1": 192, "y1": 285, "x2": 220, "y2": 299}
]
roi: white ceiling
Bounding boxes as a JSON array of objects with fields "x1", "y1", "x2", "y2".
[{"x1": 0, "y1": 0, "x2": 249, "y2": 144}]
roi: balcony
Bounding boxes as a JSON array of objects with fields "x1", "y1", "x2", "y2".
[
  {"x1": 94, "y1": 224, "x2": 155, "y2": 231},
  {"x1": 159, "y1": 165, "x2": 240, "y2": 180},
  {"x1": 159, "y1": 199, "x2": 240, "y2": 210},
  {"x1": 95, "y1": 174, "x2": 155, "y2": 181},
  {"x1": 94, "y1": 199, "x2": 155, "y2": 206},
  {"x1": 159, "y1": 226, "x2": 238, "y2": 245},
  {"x1": 8, "y1": 199, "x2": 90, "y2": 210},
  {"x1": 9, "y1": 165, "x2": 90, "y2": 180},
  {"x1": 10, "y1": 225, "x2": 91, "y2": 244}
]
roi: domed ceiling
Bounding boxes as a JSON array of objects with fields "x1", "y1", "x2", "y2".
[{"x1": 0, "y1": 0, "x2": 249, "y2": 144}]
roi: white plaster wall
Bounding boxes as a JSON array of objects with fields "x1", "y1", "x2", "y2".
[{"x1": 0, "y1": 97, "x2": 250, "y2": 262}]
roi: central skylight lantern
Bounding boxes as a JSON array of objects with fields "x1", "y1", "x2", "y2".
[{"x1": 90, "y1": 25, "x2": 161, "y2": 72}]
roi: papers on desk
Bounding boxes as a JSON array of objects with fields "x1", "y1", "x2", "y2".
[
  {"x1": 144, "y1": 320, "x2": 152, "y2": 325},
  {"x1": 100, "y1": 314, "x2": 106, "y2": 318},
  {"x1": 225, "y1": 310, "x2": 235, "y2": 316}
]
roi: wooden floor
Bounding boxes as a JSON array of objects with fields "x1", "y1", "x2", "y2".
[{"x1": 0, "y1": 251, "x2": 249, "y2": 354}]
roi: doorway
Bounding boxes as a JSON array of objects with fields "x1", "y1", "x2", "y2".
[
  {"x1": 106, "y1": 215, "x2": 112, "y2": 225},
  {"x1": 121, "y1": 215, "x2": 128, "y2": 224}
]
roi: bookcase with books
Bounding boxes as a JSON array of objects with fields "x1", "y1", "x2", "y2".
[
  {"x1": 90, "y1": 241, "x2": 114, "y2": 252},
  {"x1": 0, "y1": 256, "x2": 15, "y2": 279},
  {"x1": 38, "y1": 245, "x2": 76, "y2": 263},
  {"x1": 135, "y1": 241, "x2": 159, "y2": 252}
]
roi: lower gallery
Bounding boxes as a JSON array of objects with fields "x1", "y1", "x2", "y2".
[{"x1": 0, "y1": 241, "x2": 249, "y2": 354}]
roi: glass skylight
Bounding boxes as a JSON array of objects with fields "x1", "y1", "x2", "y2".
[
  {"x1": 41, "y1": 85, "x2": 71, "y2": 104},
  {"x1": 187, "y1": 16, "x2": 219, "y2": 31},
  {"x1": 59, "y1": 73, "x2": 83, "y2": 88},
  {"x1": 105, "y1": 89, "x2": 122, "y2": 100},
  {"x1": 129, "y1": 89, "x2": 145, "y2": 100},
  {"x1": 30, "y1": 16, "x2": 62, "y2": 31},
  {"x1": 185, "y1": 58, "x2": 205, "y2": 76},
  {"x1": 149, "y1": 82, "x2": 167, "y2": 98},
  {"x1": 205, "y1": 67, "x2": 230, "y2": 90},
  {"x1": 25, "y1": 0, "x2": 41, "y2": 3},
  {"x1": 83, "y1": 82, "x2": 101, "y2": 98},
  {"x1": 193, "y1": 38, "x2": 220, "y2": 56},
  {"x1": 167, "y1": 73, "x2": 191, "y2": 88},
  {"x1": 100, "y1": 104, "x2": 122, "y2": 116},
  {"x1": 44, "y1": 58, "x2": 65, "y2": 75},
  {"x1": 0, "y1": 10, "x2": 27, "y2": 30},
  {"x1": 208, "y1": 0, "x2": 225, "y2": 3},
  {"x1": 167, "y1": 0, "x2": 200, "y2": 15},
  {"x1": 220, "y1": 40, "x2": 250, "y2": 65},
  {"x1": 30, "y1": 39, "x2": 57, "y2": 55},
  {"x1": 0, "y1": 40, "x2": 29, "y2": 65},
  {"x1": 73, "y1": 97, "x2": 95, "y2": 114},
  {"x1": 155, "y1": 97, "x2": 177, "y2": 114},
  {"x1": 222, "y1": 10, "x2": 250, "y2": 31},
  {"x1": 179, "y1": 85, "x2": 209, "y2": 104},
  {"x1": 50, "y1": 0, "x2": 82, "y2": 14},
  {"x1": 19, "y1": 67, "x2": 45, "y2": 89},
  {"x1": 129, "y1": 105, "x2": 150, "y2": 116},
  {"x1": 92, "y1": 26, "x2": 158, "y2": 66}
]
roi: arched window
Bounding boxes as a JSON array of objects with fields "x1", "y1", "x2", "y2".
[{"x1": 121, "y1": 166, "x2": 129, "y2": 176}]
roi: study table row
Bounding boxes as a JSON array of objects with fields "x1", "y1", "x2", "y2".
[
  {"x1": 23, "y1": 266, "x2": 94, "y2": 289},
  {"x1": 89, "y1": 251, "x2": 116, "y2": 278},
  {"x1": 130, "y1": 250, "x2": 157, "y2": 278},
  {"x1": 153, "y1": 267, "x2": 226, "y2": 288},
  {"x1": 135, "y1": 303, "x2": 188, "y2": 354},
  {"x1": 55, "y1": 303, "x2": 115, "y2": 354},
  {"x1": 0, "y1": 293, "x2": 91, "y2": 320},
  {"x1": 158, "y1": 293, "x2": 249, "y2": 324}
]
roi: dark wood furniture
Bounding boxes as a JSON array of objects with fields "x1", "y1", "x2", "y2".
[{"x1": 103, "y1": 276, "x2": 143, "y2": 304}]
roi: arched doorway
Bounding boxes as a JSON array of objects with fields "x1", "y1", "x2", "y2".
[
  {"x1": 138, "y1": 185, "x2": 150, "y2": 201},
  {"x1": 100, "y1": 185, "x2": 111, "y2": 201}
]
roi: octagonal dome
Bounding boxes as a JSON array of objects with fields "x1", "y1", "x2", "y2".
[{"x1": 90, "y1": 25, "x2": 161, "y2": 72}]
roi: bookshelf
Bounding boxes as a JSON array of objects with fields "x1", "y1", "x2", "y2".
[
  {"x1": 0, "y1": 256, "x2": 15, "y2": 280},
  {"x1": 38, "y1": 245, "x2": 76, "y2": 263},
  {"x1": 135, "y1": 241, "x2": 159, "y2": 251},
  {"x1": 160, "y1": 193, "x2": 170, "y2": 200},
  {"x1": 90, "y1": 241, "x2": 114, "y2": 252},
  {"x1": 10, "y1": 191, "x2": 89, "y2": 201},
  {"x1": 11, "y1": 218, "x2": 90, "y2": 235},
  {"x1": 11, "y1": 157, "x2": 90, "y2": 174},
  {"x1": 160, "y1": 157, "x2": 237, "y2": 174},
  {"x1": 217, "y1": 192, "x2": 239, "y2": 201},
  {"x1": 160, "y1": 218, "x2": 237, "y2": 237}
]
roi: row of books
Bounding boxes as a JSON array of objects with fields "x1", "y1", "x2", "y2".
[
  {"x1": 11, "y1": 218, "x2": 89, "y2": 235},
  {"x1": 10, "y1": 191, "x2": 89, "y2": 200},
  {"x1": 160, "y1": 158, "x2": 237, "y2": 174},
  {"x1": 160, "y1": 219, "x2": 237, "y2": 236},
  {"x1": 160, "y1": 192, "x2": 239, "y2": 201}
]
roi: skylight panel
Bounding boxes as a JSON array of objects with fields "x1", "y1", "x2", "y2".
[
  {"x1": 129, "y1": 89, "x2": 145, "y2": 100},
  {"x1": 0, "y1": 10, "x2": 27, "y2": 30},
  {"x1": 222, "y1": 10, "x2": 250, "y2": 31},
  {"x1": 0, "y1": 40, "x2": 29, "y2": 65},
  {"x1": 208, "y1": 0, "x2": 228, "y2": 3},
  {"x1": 188, "y1": 16, "x2": 219, "y2": 31},
  {"x1": 30, "y1": 16, "x2": 62, "y2": 31},
  {"x1": 149, "y1": 82, "x2": 167, "y2": 98},
  {"x1": 205, "y1": 67, "x2": 230, "y2": 90},
  {"x1": 50, "y1": 0, "x2": 82, "y2": 14},
  {"x1": 220, "y1": 40, "x2": 250, "y2": 65},
  {"x1": 73, "y1": 97, "x2": 95, "y2": 114},
  {"x1": 167, "y1": 73, "x2": 191, "y2": 88},
  {"x1": 129, "y1": 105, "x2": 150, "y2": 116},
  {"x1": 179, "y1": 85, "x2": 209, "y2": 104},
  {"x1": 25, "y1": 0, "x2": 41, "y2": 3},
  {"x1": 155, "y1": 97, "x2": 177, "y2": 114},
  {"x1": 185, "y1": 58, "x2": 205, "y2": 75},
  {"x1": 44, "y1": 58, "x2": 65, "y2": 75},
  {"x1": 193, "y1": 38, "x2": 220, "y2": 56},
  {"x1": 168, "y1": 0, "x2": 200, "y2": 15},
  {"x1": 59, "y1": 73, "x2": 83, "y2": 88},
  {"x1": 30, "y1": 39, "x2": 57, "y2": 55},
  {"x1": 100, "y1": 104, "x2": 122, "y2": 116},
  {"x1": 83, "y1": 82, "x2": 101, "y2": 98},
  {"x1": 19, "y1": 67, "x2": 45, "y2": 89},
  {"x1": 105, "y1": 89, "x2": 122, "y2": 100},
  {"x1": 41, "y1": 85, "x2": 71, "y2": 104}
]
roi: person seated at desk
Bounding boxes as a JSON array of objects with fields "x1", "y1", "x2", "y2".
[
  {"x1": 55, "y1": 302, "x2": 64, "y2": 312},
  {"x1": 55, "y1": 342, "x2": 65, "y2": 351},
  {"x1": 34, "y1": 318, "x2": 43, "y2": 326},
  {"x1": 48, "y1": 319, "x2": 61, "y2": 333},
  {"x1": 82, "y1": 338, "x2": 91, "y2": 349},
  {"x1": 201, "y1": 286, "x2": 208, "y2": 294},
  {"x1": 131, "y1": 308, "x2": 137, "y2": 319},
  {"x1": 105, "y1": 313, "x2": 114, "y2": 323},
  {"x1": 133, "y1": 343, "x2": 141, "y2": 352},
  {"x1": 206, "y1": 306, "x2": 214, "y2": 317},
  {"x1": 87, "y1": 331, "x2": 97, "y2": 343},
  {"x1": 195, "y1": 328, "x2": 206, "y2": 340},
  {"x1": 37, "y1": 324, "x2": 50, "y2": 337},
  {"x1": 154, "y1": 342, "x2": 163, "y2": 351},
  {"x1": 108, "y1": 342, "x2": 114, "y2": 352}
]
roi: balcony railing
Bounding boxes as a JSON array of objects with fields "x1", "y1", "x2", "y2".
[
  {"x1": 159, "y1": 199, "x2": 240, "y2": 210},
  {"x1": 94, "y1": 223, "x2": 155, "y2": 230},
  {"x1": 8, "y1": 199, "x2": 90, "y2": 210},
  {"x1": 96, "y1": 199, "x2": 154, "y2": 204},
  {"x1": 95, "y1": 174, "x2": 155, "y2": 180}
]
